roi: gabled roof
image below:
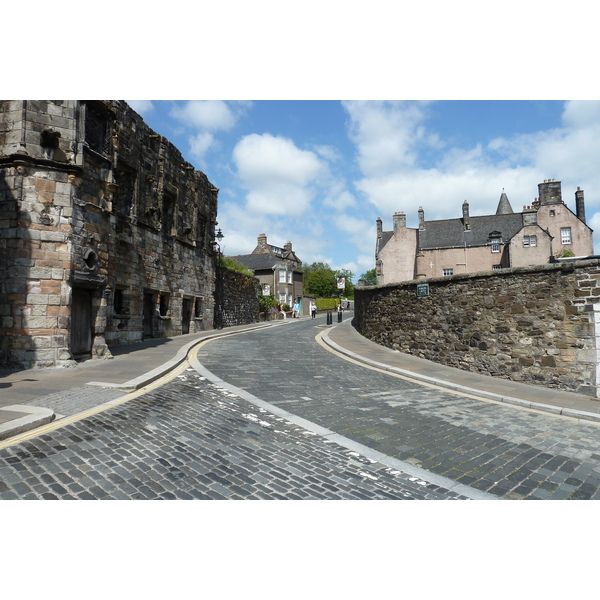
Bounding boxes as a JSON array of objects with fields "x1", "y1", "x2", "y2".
[
  {"x1": 230, "y1": 252, "x2": 303, "y2": 272},
  {"x1": 376, "y1": 231, "x2": 394, "y2": 255},
  {"x1": 418, "y1": 213, "x2": 524, "y2": 250}
]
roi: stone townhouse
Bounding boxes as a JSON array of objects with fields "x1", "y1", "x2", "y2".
[
  {"x1": 231, "y1": 234, "x2": 303, "y2": 307},
  {"x1": 0, "y1": 100, "x2": 219, "y2": 369},
  {"x1": 375, "y1": 179, "x2": 593, "y2": 284}
]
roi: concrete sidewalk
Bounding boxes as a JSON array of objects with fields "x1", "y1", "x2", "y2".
[
  {"x1": 0, "y1": 322, "x2": 274, "y2": 441},
  {"x1": 2, "y1": 313, "x2": 600, "y2": 442}
]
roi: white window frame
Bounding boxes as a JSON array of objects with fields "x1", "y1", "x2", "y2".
[
  {"x1": 443, "y1": 268, "x2": 454, "y2": 276},
  {"x1": 523, "y1": 235, "x2": 537, "y2": 247},
  {"x1": 287, "y1": 270, "x2": 292, "y2": 283},
  {"x1": 490, "y1": 238, "x2": 501, "y2": 253},
  {"x1": 561, "y1": 227, "x2": 572, "y2": 245},
  {"x1": 279, "y1": 269, "x2": 286, "y2": 283}
]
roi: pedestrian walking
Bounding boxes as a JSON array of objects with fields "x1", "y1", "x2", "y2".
[
  {"x1": 310, "y1": 301, "x2": 317, "y2": 319},
  {"x1": 292, "y1": 301, "x2": 300, "y2": 318}
]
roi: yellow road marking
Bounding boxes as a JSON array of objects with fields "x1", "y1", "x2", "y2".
[
  {"x1": 315, "y1": 329, "x2": 587, "y2": 421},
  {"x1": 0, "y1": 357, "x2": 192, "y2": 449}
]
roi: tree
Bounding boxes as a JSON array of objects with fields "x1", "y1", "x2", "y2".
[
  {"x1": 305, "y1": 268, "x2": 337, "y2": 297},
  {"x1": 303, "y1": 262, "x2": 355, "y2": 297},
  {"x1": 359, "y1": 268, "x2": 377, "y2": 285},
  {"x1": 334, "y1": 268, "x2": 355, "y2": 297}
]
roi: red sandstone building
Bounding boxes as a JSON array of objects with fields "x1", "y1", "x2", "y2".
[{"x1": 375, "y1": 179, "x2": 594, "y2": 284}]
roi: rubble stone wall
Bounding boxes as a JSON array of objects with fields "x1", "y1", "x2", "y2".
[
  {"x1": 354, "y1": 260, "x2": 600, "y2": 398},
  {"x1": 221, "y1": 269, "x2": 260, "y2": 327}
]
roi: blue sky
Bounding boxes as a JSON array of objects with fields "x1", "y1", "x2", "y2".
[
  {"x1": 16, "y1": 3, "x2": 599, "y2": 281},
  {"x1": 127, "y1": 100, "x2": 600, "y2": 278}
]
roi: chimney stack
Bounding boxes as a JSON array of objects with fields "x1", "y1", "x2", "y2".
[
  {"x1": 462, "y1": 200, "x2": 471, "y2": 230},
  {"x1": 575, "y1": 187, "x2": 586, "y2": 224},
  {"x1": 538, "y1": 179, "x2": 562, "y2": 205},
  {"x1": 393, "y1": 211, "x2": 406, "y2": 231}
]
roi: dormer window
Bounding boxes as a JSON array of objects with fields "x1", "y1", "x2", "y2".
[{"x1": 489, "y1": 232, "x2": 502, "y2": 253}]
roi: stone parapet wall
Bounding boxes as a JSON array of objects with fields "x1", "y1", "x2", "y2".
[
  {"x1": 354, "y1": 260, "x2": 600, "y2": 398},
  {"x1": 221, "y1": 269, "x2": 260, "y2": 327}
]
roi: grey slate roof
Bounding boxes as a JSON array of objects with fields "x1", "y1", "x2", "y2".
[
  {"x1": 230, "y1": 253, "x2": 302, "y2": 272},
  {"x1": 417, "y1": 213, "x2": 524, "y2": 250},
  {"x1": 496, "y1": 192, "x2": 514, "y2": 215}
]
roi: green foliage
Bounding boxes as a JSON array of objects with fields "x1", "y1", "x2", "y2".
[
  {"x1": 360, "y1": 267, "x2": 377, "y2": 285},
  {"x1": 259, "y1": 294, "x2": 279, "y2": 312},
  {"x1": 316, "y1": 298, "x2": 338, "y2": 310},
  {"x1": 303, "y1": 262, "x2": 355, "y2": 297},
  {"x1": 221, "y1": 256, "x2": 254, "y2": 277},
  {"x1": 555, "y1": 249, "x2": 576, "y2": 259}
]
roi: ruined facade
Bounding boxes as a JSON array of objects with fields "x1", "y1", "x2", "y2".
[
  {"x1": 0, "y1": 100, "x2": 219, "y2": 369},
  {"x1": 376, "y1": 179, "x2": 594, "y2": 284}
]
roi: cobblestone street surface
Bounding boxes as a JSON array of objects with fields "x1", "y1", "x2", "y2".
[
  {"x1": 197, "y1": 319, "x2": 600, "y2": 500},
  {"x1": 3, "y1": 318, "x2": 600, "y2": 500},
  {"x1": 0, "y1": 369, "x2": 472, "y2": 500}
]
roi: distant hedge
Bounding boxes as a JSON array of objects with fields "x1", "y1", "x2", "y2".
[{"x1": 315, "y1": 298, "x2": 339, "y2": 310}]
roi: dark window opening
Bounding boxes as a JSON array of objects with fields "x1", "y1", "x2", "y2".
[
  {"x1": 84, "y1": 102, "x2": 112, "y2": 155},
  {"x1": 114, "y1": 164, "x2": 136, "y2": 216},
  {"x1": 194, "y1": 297, "x2": 203, "y2": 318},
  {"x1": 163, "y1": 192, "x2": 175, "y2": 238},
  {"x1": 159, "y1": 293, "x2": 170, "y2": 317}
]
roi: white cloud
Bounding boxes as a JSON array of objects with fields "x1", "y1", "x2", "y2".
[
  {"x1": 188, "y1": 132, "x2": 216, "y2": 164},
  {"x1": 342, "y1": 100, "x2": 433, "y2": 177},
  {"x1": 562, "y1": 100, "x2": 600, "y2": 129},
  {"x1": 127, "y1": 100, "x2": 154, "y2": 115},
  {"x1": 170, "y1": 100, "x2": 243, "y2": 131},
  {"x1": 234, "y1": 133, "x2": 323, "y2": 187}
]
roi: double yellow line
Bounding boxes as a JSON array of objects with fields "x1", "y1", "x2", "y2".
[{"x1": 0, "y1": 358, "x2": 192, "y2": 450}]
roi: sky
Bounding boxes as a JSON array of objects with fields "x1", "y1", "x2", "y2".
[{"x1": 126, "y1": 100, "x2": 600, "y2": 278}]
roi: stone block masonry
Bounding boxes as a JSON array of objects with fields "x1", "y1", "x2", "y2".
[
  {"x1": 1, "y1": 101, "x2": 219, "y2": 369},
  {"x1": 354, "y1": 259, "x2": 600, "y2": 398}
]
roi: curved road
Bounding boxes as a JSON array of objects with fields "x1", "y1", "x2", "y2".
[
  {"x1": 2, "y1": 316, "x2": 600, "y2": 499},
  {"x1": 197, "y1": 317, "x2": 600, "y2": 500}
]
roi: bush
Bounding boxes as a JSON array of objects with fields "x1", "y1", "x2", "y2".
[
  {"x1": 316, "y1": 298, "x2": 339, "y2": 310},
  {"x1": 221, "y1": 257, "x2": 254, "y2": 277}
]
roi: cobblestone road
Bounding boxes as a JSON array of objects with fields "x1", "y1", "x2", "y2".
[
  {"x1": 0, "y1": 368, "x2": 471, "y2": 500},
  {"x1": 197, "y1": 319, "x2": 600, "y2": 500},
  {"x1": 3, "y1": 318, "x2": 600, "y2": 500}
]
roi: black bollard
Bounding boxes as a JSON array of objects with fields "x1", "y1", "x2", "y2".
[
  {"x1": 327, "y1": 312, "x2": 332, "y2": 325},
  {"x1": 338, "y1": 311, "x2": 342, "y2": 323}
]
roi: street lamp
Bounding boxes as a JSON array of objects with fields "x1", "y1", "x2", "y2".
[{"x1": 213, "y1": 228, "x2": 224, "y2": 329}]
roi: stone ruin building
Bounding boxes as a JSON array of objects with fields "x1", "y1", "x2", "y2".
[{"x1": 0, "y1": 100, "x2": 220, "y2": 369}]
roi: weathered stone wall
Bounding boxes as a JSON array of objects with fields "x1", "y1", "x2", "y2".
[
  {"x1": 355, "y1": 260, "x2": 600, "y2": 398},
  {"x1": 1, "y1": 100, "x2": 219, "y2": 369},
  {"x1": 221, "y1": 269, "x2": 260, "y2": 327}
]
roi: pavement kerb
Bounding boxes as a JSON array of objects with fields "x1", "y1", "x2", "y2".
[
  {"x1": 86, "y1": 321, "x2": 278, "y2": 392},
  {"x1": 0, "y1": 322, "x2": 281, "y2": 443},
  {"x1": 320, "y1": 326, "x2": 600, "y2": 424},
  {"x1": 0, "y1": 405, "x2": 55, "y2": 441}
]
